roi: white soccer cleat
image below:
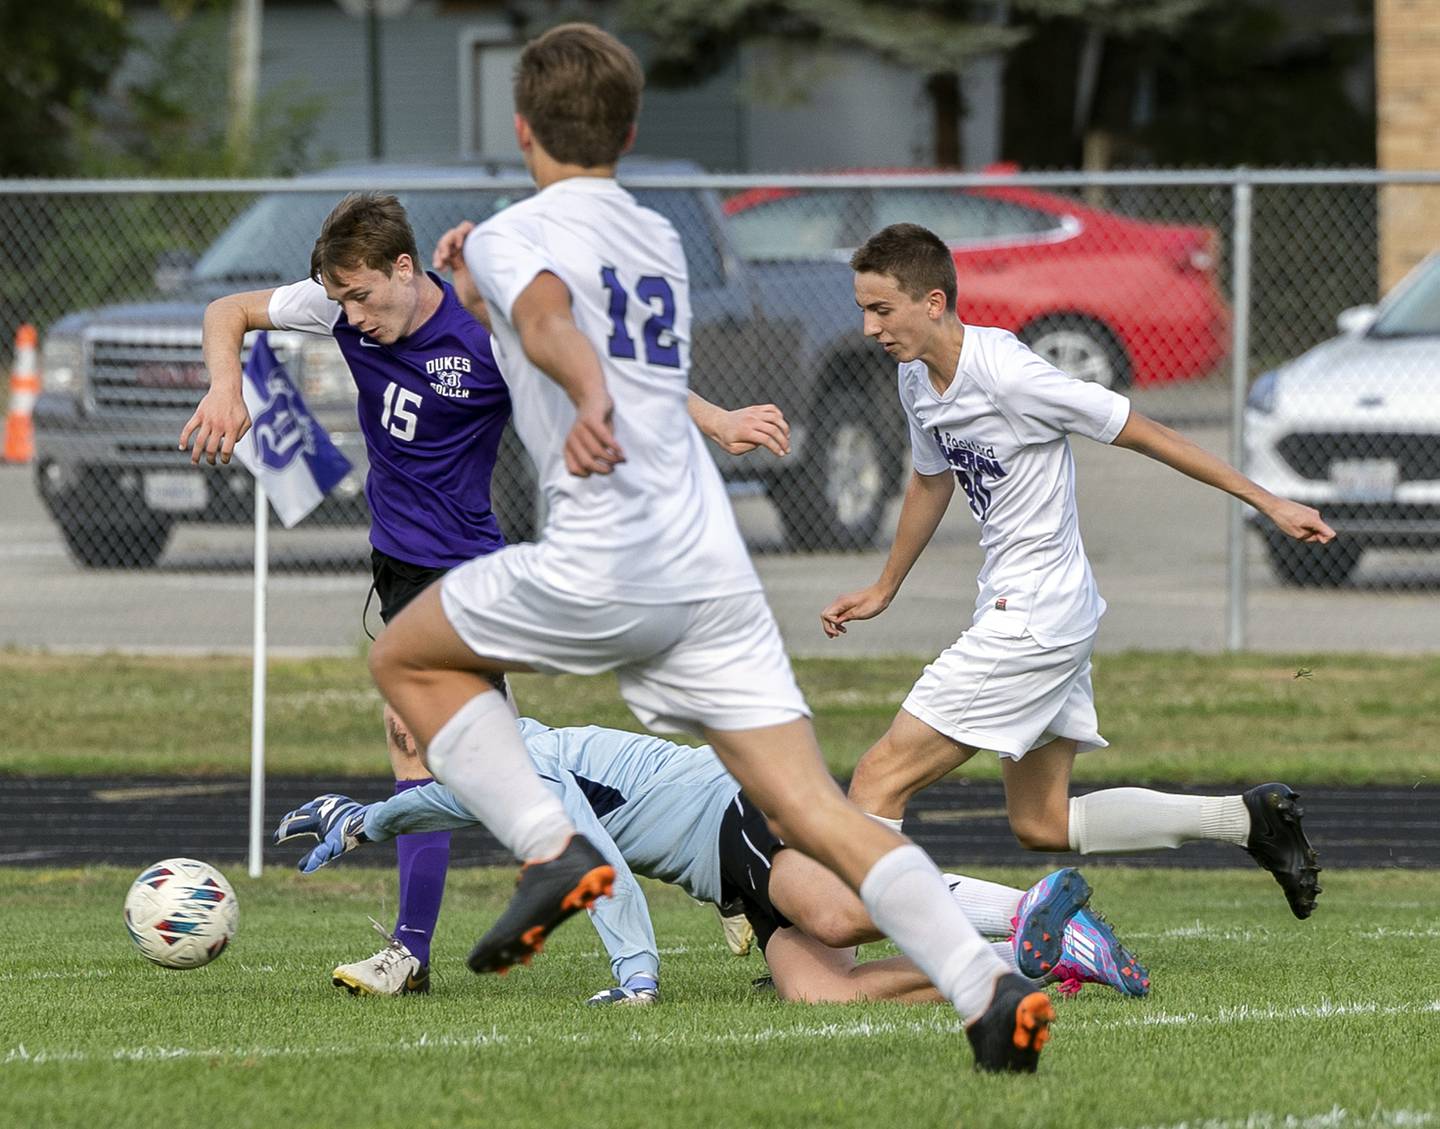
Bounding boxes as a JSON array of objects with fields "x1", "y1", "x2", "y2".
[
  {"x1": 716, "y1": 902, "x2": 755, "y2": 957},
  {"x1": 332, "y1": 919, "x2": 430, "y2": 996}
]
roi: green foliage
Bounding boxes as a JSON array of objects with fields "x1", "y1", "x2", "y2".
[
  {"x1": 0, "y1": 867, "x2": 1436, "y2": 1128},
  {"x1": 0, "y1": 0, "x2": 130, "y2": 176},
  {"x1": 1004, "y1": 0, "x2": 1372, "y2": 169},
  {"x1": 76, "y1": 4, "x2": 327, "y2": 177},
  {"x1": 623, "y1": 0, "x2": 1024, "y2": 88}
]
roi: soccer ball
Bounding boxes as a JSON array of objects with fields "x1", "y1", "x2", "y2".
[{"x1": 123, "y1": 858, "x2": 239, "y2": 969}]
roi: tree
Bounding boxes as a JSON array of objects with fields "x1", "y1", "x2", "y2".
[
  {"x1": 621, "y1": 0, "x2": 1026, "y2": 167},
  {"x1": 0, "y1": 0, "x2": 130, "y2": 176}
]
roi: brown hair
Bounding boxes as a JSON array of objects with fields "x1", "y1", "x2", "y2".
[
  {"x1": 310, "y1": 192, "x2": 420, "y2": 285},
  {"x1": 514, "y1": 23, "x2": 643, "y2": 168},
  {"x1": 849, "y1": 223, "x2": 957, "y2": 312}
]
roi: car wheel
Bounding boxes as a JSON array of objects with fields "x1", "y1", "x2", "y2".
[
  {"x1": 60, "y1": 518, "x2": 173, "y2": 569},
  {"x1": 1020, "y1": 316, "x2": 1131, "y2": 389},
  {"x1": 1263, "y1": 530, "x2": 1362, "y2": 587},
  {"x1": 777, "y1": 387, "x2": 902, "y2": 551}
]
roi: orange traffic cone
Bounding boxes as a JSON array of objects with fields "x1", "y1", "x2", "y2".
[{"x1": 3, "y1": 324, "x2": 39, "y2": 463}]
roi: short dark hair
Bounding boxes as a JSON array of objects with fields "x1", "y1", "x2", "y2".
[
  {"x1": 849, "y1": 223, "x2": 957, "y2": 312},
  {"x1": 310, "y1": 192, "x2": 420, "y2": 285},
  {"x1": 515, "y1": 23, "x2": 643, "y2": 168}
]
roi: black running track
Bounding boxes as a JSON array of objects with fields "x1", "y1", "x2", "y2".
[{"x1": 2, "y1": 777, "x2": 1435, "y2": 870}]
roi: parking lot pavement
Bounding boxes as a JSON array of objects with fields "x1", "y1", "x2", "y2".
[{"x1": 4, "y1": 425, "x2": 1439, "y2": 658}]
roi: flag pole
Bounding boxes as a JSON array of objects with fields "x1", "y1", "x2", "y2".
[{"x1": 248, "y1": 480, "x2": 269, "y2": 878}]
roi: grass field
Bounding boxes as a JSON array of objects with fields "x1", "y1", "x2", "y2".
[
  {"x1": 1, "y1": 866, "x2": 1436, "y2": 1129},
  {"x1": 3, "y1": 649, "x2": 1439, "y2": 783}
]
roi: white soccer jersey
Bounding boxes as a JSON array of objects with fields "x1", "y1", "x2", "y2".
[
  {"x1": 267, "y1": 278, "x2": 342, "y2": 333},
  {"x1": 464, "y1": 177, "x2": 759, "y2": 603},
  {"x1": 899, "y1": 324, "x2": 1131, "y2": 647}
]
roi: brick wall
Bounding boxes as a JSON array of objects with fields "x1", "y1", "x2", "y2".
[{"x1": 1377, "y1": 0, "x2": 1440, "y2": 290}]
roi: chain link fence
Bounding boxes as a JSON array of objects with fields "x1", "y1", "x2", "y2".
[{"x1": 2, "y1": 171, "x2": 1437, "y2": 655}]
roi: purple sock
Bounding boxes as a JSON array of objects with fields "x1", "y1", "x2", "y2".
[{"x1": 393, "y1": 779, "x2": 450, "y2": 967}]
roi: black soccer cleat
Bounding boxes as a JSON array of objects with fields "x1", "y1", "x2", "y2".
[
  {"x1": 965, "y1": 973, "x2": 1056, "y2": 1074},
  {"x1": 1242, "y1": 783, "x2": 1322, "y2": 920},
  {"x1": 467, "y1": 835, "x2": 616, "y2": 975}
]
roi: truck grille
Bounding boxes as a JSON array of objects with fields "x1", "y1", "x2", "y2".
[
  {"x1": 88, "y1": 332, "x2": 211, "y2": 413},
  {"x1": 1276, "y1": 431, "x2": 1440, "y2": 483}
]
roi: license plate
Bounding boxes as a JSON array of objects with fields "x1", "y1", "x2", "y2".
[
  {"x1": 1330, "y1": 458, "x2": 1398, "y2": 502},
  {"x1": 143, "y1": 471, "x2": 208, "y2": 513}
]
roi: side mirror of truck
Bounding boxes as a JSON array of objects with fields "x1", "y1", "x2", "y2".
[{"x1": 153, "y1": 250, "x2": 198, "y2": 295}]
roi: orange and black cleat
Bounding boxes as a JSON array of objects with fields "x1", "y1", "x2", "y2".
[
  {"x1": 467, "y1": 835, "x2": 616, "y2": 975},
  {"x1": 965, "y1": 973, "x2": 1056, "y2": 1073}
]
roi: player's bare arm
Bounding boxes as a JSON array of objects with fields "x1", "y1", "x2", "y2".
[
  {"x1": 688, "y1": 392, "x2": 790, "y2": 457},
  {"x1": 510, "y1": 271, "x2": 625, "y2": 477},
  {"x1": 181, "y1": 289, "x2": 276, "y2": 466},
  {"x1": 1111, "y1": 411, "x2": 1335, "y2": 543},
  {"x1": 822, "y1": 468, "x2": 954, "y2": 637},
  {"x1": 432, "y1": 221, "x2": 492, "y2": 330}
]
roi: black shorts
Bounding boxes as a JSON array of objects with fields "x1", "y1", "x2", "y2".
[
  {"x1": 717, "y1": 790, "x2": 794, "y2": 953},
  {"x1": 369, "y1": 549, "x2": 449, "y2": 625},
  {"x1": 367, "y1": 549, "x2": 507, "y2": 696}
]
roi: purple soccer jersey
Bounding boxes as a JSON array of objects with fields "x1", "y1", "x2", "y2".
[{"x1": 331, "y1": 275, "x2": 510, "y2": 568}]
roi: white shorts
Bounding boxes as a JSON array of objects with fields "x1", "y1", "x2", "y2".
[
  {"x1": 439, "y1": 543, "x2": 810, "y2": 736},
  {"x1": 901, "y1": 625, "x2": 1106, "y2": 760}
]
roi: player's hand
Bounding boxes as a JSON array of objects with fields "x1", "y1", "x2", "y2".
[
  {"x1": 179, "y1": 388, "x2": 251, "y2": 466},
  {"x1": 711, "y1": 403, "x2": 790, "y2": 457},
  {"x1": 566, "y1": 395, "x2": 625, "y2": 476},
  {"x1": 432, "y1": 221, "x2": 476, "y2": 273},
  {"x1": 586, "y1": 974, "x2": 659, "y2": 1006},
  {"x1": 821, "y1": 584, "x2": 893, "y2": 638},
  {"x1": 273, "y1": 794, "x2": 371, "y2": 873},
  {"x1": 1264, "y1": 498, "x2": 1336, "y2": 544}
]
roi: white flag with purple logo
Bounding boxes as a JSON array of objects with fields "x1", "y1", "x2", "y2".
[{"x1": 234, "y1": 332, "x2": 352, "y2": 527}]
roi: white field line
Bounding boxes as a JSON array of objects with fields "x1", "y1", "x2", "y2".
[
  {"x1": 4, "y1": 998, "x2": 1439, "y2": 1069},
  {"x1": 1123, "y1": 923, "x2": 1440, "y2": 943},
  {"x1": 1118, "y1": 1105, "x2": 1434, "y2": 1129}
]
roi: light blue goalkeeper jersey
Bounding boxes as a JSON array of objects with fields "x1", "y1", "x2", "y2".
[{"x1": 361, "y1": 717, "x2": 742, "y2": 986}]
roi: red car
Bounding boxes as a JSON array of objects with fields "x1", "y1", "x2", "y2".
[{"x1": 723, "y1": 171, "x2": 1229, "y2": 388}]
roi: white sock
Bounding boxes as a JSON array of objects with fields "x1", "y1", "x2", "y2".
[
  {"x1": 866, "y1": 813, "x2": 905, "y2": 835},
  {"x1": 1068, "y1": 789, "x2": 1250, "y2": 854},
  {"x1": 943, "y1": 873, "x2": 1025, "y2": 937},
  {"x1": 859, "y1": 845, "x2": 1008, "y2": 1021},
  {"x1": 425, "y1": 690, "x2": 573, "y2": 862},
  {"x1": 989, "y1": 940, "x2": 1020, "y2": 974}
]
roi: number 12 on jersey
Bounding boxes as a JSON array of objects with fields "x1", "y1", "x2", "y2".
[{"x1": 600, "y1": 267, "x2": 680, "y2": 368}]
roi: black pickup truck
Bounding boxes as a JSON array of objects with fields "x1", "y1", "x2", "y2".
[{"x1": 33, "y1": 165, "x2": 901, "y2": 567}]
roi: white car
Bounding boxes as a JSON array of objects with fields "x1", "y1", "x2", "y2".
[{"x1": 1244, "y1": 252, "x2": 1440, "y2": 586}]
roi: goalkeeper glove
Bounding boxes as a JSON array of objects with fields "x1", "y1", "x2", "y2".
[{"x1": 273, "y1": 793, "x2": 371, "y2": 873}]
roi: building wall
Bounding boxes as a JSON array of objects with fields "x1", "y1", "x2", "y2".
[
  {"x1": 1376, "y1": 0, "x2": 1440, "y2": 289},
  {"x1": 120, "y1": 2, "x2": 1000, "y2": 173}
]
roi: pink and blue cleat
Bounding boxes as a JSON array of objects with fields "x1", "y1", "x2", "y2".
[
  {"x1": 1011, "y1": 867, "x2": 1093, "y2": 980},
  {"x1": 1052, "y1": 906, "x2": 1150, "y2": 998}
]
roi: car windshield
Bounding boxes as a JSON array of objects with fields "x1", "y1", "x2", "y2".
[
  {"x1": 193, "y1": 189, "x2": 527, "y2": 284},
  {"x1": 1370, "y1": 258, "x2": 1440, "y2": 337},
  {"x1": 194, "y1": 185, "x2": 726, "y2": 289}
]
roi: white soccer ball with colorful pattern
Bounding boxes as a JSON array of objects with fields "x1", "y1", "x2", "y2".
[{"x1": 123, "y1": 858, "x2": 239, "y2": 969}]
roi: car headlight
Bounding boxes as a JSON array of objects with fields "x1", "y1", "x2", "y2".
[
  {"x1": 1246, "y1": 370, "x2": 1279, "y2": 415},
  {"x1": 298, "y1": 337, "x2": 353, "y2": 404},
  {"x1": 40, "y1": 334, "x2": 84, "y2": 397}
]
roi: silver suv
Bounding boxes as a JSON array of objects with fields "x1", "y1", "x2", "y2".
[{"x1": 1244, "y1": 252, "x2": 1440, "y2": 585}]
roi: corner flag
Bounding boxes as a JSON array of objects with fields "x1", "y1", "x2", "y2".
[{"x1": 234, "y1": 332, "x2": 352, "y2": 527}]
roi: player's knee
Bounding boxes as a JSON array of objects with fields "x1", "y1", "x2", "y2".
[
  {"x1": 848, "y1": 738, "x2": 914, "y2": 807},
  {"x1": 1008, "y1": 810, "x2": 1067, "y2": 852},
  {"x1": 803, "y1": 908, "x2": 868, "y2": 949}
]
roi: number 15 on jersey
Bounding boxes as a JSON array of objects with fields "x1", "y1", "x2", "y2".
[{"x1": 381, "y1": 382, "x2": 421, "y2": 441}]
